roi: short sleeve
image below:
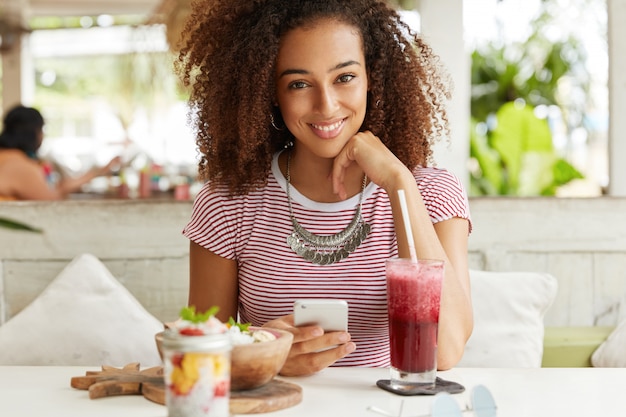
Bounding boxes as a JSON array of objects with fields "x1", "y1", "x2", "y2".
[
  {"x1": 415, "y1": 167, "x2": 472, "y2": 234},
  {"x1": 182, "y1": 182, "x2": 239, "y2": 260}
]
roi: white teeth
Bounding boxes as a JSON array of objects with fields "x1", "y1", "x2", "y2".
[{"x1": 311, "y1": 120, "x2": 343, "y2": 132}]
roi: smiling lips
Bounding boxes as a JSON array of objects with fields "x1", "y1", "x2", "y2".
[{"x1": 310, "y1": 119, "x2": 346, "y2": 138}]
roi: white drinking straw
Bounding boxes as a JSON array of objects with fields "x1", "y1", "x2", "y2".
[{"x1": 397, "y1": 189, "x2": 417, "y2": 262}]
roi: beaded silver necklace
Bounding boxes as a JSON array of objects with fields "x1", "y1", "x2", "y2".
[{"x1": 285, "y1": 152, "x2": 371, "y2": 265}]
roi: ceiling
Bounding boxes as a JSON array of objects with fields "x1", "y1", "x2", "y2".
[
  {"x1": 2, "y1": 0, "x2": 162, "y2": 19},
  {"x1": 0, "y1": 0, "x2": 186, "y2": 52}
]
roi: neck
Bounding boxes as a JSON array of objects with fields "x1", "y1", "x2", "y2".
[
  {"x1": 282, "y1": 149, "x2": 365, "y2": 203},
  {"x1": 285, "y1": 149, "x2": 372, "y2": 265}
]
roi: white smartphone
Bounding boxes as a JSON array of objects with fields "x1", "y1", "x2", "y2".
[{"x1": 293, "y1": 299, "x2": 348, "y2": 332}]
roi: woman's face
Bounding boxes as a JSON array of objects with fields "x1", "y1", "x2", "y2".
[{"x1": 275, "y1": 18, "x2": 368, "y2": 160}]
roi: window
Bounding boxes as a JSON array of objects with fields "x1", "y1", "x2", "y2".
[{"x1": 465, "y1": 0, "x2": 608, "y2": 197}]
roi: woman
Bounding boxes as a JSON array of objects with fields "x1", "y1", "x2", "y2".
[
  {"x1": 0, "y1": 105, "x2": 119, "y2": 200},
  {"x1": 179, "y1": 0, "x2": 473, "y2": 377}
]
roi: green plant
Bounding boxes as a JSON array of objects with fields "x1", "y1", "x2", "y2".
[
  {"x1": 470, "y1": 100, "x2": 583, "y2": 196},
  {"x1": 469, "y1": 1, "x2": 591, "y2": 196},
  {"x1": 0, "y1": 217, "x2": 42, "y2": 233}
]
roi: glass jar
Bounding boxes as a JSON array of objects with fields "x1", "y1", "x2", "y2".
[{"x1": 161, "y1": 330, "x2": 232, "y2": 417}]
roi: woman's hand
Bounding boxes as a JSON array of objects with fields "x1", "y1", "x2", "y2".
[
  {"x1": 263, "y1": 315, "x2": 356, "y2": 376},
  {"x1": 96, "y1": 156, "x2": 122, "y2": 177},
  {"x1": 331, "y1": 130, "x2": 412, "y2": 200}
]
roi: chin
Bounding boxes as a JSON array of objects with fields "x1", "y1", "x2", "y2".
[{"x1": 312, "y1": 146, "x2": 347, "y2": 160}]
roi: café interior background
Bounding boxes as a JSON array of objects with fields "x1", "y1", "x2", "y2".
[{"x1": 0, "y1": 0, "x2": 609, "y2": 199}]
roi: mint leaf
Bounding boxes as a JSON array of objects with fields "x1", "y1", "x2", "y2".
[
  {"x1": 180, "y1": 305, "x2": 220, "y2": 323},
  {"x1": 227, "y1": 317, "x2": 251, "y2": 332}
]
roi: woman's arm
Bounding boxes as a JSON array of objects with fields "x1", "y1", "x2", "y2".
[
  {"x1": 188, "y1": 241, "x2": 239, "y2": 322},
  {"x1": 388, "y1": 180, "x2": 472, "y2": 370},
  {"x1": 432, "y1": 218, "x2": 472, "y2": 369},
  {"x1": 11, "y1": 157, "x2": 63, "y2": 200},
  {"x1": 332, "y1": 131, "x2": 473, "y2": 369},
  {"x1": 9, "y1": 155, "x2": 121, "y2": 200},
  {"x1": 56, "y1": 156, "x2": 121, "y2": 197}
]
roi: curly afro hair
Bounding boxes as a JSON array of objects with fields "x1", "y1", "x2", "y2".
[{"x1": 177, "y1": 0, "x2": 451, "y2": 195}]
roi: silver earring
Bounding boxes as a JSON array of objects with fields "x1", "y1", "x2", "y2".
[{"x1": 270, "y1": 112, "x2": 284, "y2": 131}]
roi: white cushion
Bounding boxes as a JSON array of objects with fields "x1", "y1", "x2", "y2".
[
  {"x1": 457, "y1": 270, "x2": 558, "y2": 368},
  {"x1": 591, "y1": 320, "x2": 626, "y2": 367},
  {"x1": 0, "y1": 253, "x2": 163, "y2": 366}
]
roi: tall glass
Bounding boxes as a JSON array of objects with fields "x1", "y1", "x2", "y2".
[{"x1": 385, "y1": 258, "x2": 444, "y2": 390}]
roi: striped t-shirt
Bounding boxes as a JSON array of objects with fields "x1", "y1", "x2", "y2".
[{"x1": 183, "y1": 152, "x2": 471, "y2": 367}]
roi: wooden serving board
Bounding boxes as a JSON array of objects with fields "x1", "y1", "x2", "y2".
[
  {"x1": 231, "y1": 380, "x2": 302, "y2": 414},
  {"x1": 71, "y1": 364, "x2": 302, "y2": 414},
  {"x1": 143, "y1": 378, "x2": 302, "y2": 414},
  {"x1": 70, "y1": 363, "x2": 164, "y2": 399}
]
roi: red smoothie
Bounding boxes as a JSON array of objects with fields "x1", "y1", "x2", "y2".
[{"x1": 386, "y1": 259, "x2": 443, "y2": 375}]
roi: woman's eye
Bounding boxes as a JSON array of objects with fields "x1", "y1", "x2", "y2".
[
  {"x1": 337, "y1": 74, "x2": 355, "y2": 83},
  {"x1": 288, "y1": 81, "x2": 308, "y2": 89}
]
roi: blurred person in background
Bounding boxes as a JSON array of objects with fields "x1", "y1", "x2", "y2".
[{"x1": 0, "y1": 105, "x2": 120, "y2": 200}]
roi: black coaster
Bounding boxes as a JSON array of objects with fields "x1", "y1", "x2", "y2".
[{"x1": 376, "y1": 377, "x2": 465, "y2": 396}]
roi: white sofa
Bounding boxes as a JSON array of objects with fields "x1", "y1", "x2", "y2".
[{"x1": 0, "y1": 254, "x2": 569, "y2": 369}]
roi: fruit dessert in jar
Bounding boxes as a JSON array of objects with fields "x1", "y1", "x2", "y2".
[{"x1": 162, "y1": 306, "x2": 231, "y2": 417}]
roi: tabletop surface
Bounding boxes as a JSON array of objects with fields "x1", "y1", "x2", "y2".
[{"x1": 1, "y1": 365, "x2": 625, "y2": 417}]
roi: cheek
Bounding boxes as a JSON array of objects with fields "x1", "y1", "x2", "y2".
[
  {"x1": 359, "y1": 90, "x2": 368, "y2": 110},
  {"x1": 279, "y1": 97, "x2": 308, "y2": 127},
  {"x1": 354, "y1": 87, "x2": 369, "y2": 117}
]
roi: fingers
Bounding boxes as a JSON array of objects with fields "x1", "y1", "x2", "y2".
[
  {"x1": 289, "y1": 329, "x2": 349, "y2": 355},
  {"x1": 109, "y1": 157, "x2": 122, "y2": 171},
  {"x1": 263, "y1": 314, "x2": 295, "y2": 330},
  {"x1": 279, "y1": 343, "x2": 356, "y2": 376},
  {"x1": 264, "y1": 315, "x2": 357, "y2": 376},
  {"x1": 332, "y1": 131, "x2": 411, "y2": 196},
  {"x1": 280, "y1": 332, "x2": 356, "y2": 377},
  {"x1": 263, "y1": 315, "x2": 324, "y2": 344},
  {"x1": 331, "y1": 133, "x2": 362, "y2": 198},
  {"x1": 97, "y1": 156, "x2": 122, "y2": 176},
  {"x1": 331, "y1": 131, "x2": 387, "y2": 196}
]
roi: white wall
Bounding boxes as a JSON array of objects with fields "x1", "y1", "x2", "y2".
[
  {"x1": 0, "y1": 200, "x2": 190, "y2": 324},
  {"x1": 469, "y1": 197, "x2": 626, "y2": 327},
  {"x1": 1, "y1": 198, "x2": 626, "y2": 328}
]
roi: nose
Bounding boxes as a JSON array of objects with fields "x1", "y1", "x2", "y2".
[{"x1": 314, "y1": 86, "x2": 339, "y2": 115}]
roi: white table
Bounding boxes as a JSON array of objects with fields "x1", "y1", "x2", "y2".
[{"x1": 1, "y1": 366, "x2": 625, "y2": 416}]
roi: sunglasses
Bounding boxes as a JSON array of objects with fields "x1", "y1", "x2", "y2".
[{"x1": 367, "y1": 385, "x2": 497, "y2": 417}]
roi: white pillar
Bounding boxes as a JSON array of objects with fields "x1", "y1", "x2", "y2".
[
  {"x1": 1, "y1": 38, "x2": 23, "y2": 112},
  {"x1": 416, "y1": 0, "x2": 470, "y2": 189},
  {"x1": 1, "y1": 33, "x2": 34, "y2": 113},
  {"x1": 608, "y1": 0, "x2": 626, "y2": 196}
]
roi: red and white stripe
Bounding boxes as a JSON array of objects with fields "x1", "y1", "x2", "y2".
[{"x1": 183, "y1": 153, "x2": 471, "y2": 368}]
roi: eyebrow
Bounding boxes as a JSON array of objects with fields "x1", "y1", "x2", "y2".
[{"x1": 278, "y1": 60, "x2": 361, "y2": 78}]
